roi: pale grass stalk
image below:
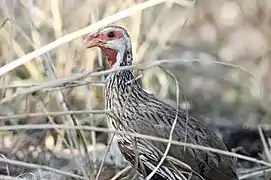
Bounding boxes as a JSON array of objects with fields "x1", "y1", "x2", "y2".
[
  {"x1": 136, "y1": 0, "x2": 193, "y2": 61},
  {"x1": 20, "y1": 1, "x2": 54, "y2": 27},
  {"x1": 42, "y1": 48, "x2": 88, "y2": 177},
  {"x1": 135, "y1": 6, "x2": 170, "y2": 61},
  {"x1": 0, "y1": 69, "x2": 95, "y2": 104},
  {"x1": 0, "y1": 0, "x2": 194, "y2": 77},
  {"x1": 0, "y1": 175, "x2": 27, "y2": 180},
  {"x1": 1, "y1": 1, "x2": 43, "y2": 80},
  {"x1": 16, "y1": 172, "x2": 37, "y2": 179},
  {"x1": 42, "y1": 81, "x2": 105, "y2": 92},
  {"x1": 33, "y1": 97, "x2": 73, "y2": 153},
  {"x1": 130, "y1": 3, "x2": 142, "y2": 61},
  {"x1": 50, "y1": 0, "x2": 68, "y2": 76},
  {"x1": 2, "y1": 124, "x2": 271, "y2": 168},
  {"x1": 0, "y1": 153, "x2": 10, "y2": 176},
  {"x1": 1, "y1": 28, "x2": 42, "y2": 80},
  {"x1": 0, "y1": 156, "x2": 87, "y2": 180},
  {"x1": 50, "y1": 0, "x2": 63, "y2": 37},
  {"x1": 0, "y1": 109, "x2": 109, "y2": 120},
  {"x1": 84, "y1": 9, "x2": 98, "y2": 169},
  {"x1": 147, "y1": 5, "x2": 193, "y2": 64},
  {"x1": 89, "y1": 10, "x2": 107, "y2": 175},
  {"x1": 29, "y1": 27, "x2": 44, "y2": 74},
  {"x1": 260, "y1": 124, "x2": 271, "y2": 130},
  {"x1": 0, "y1": 59, "x2": 258, "y2": 104},
  {"x1": 95, "y1": 133, "x2": 118, "y2": 180},
  {"x1": 0, "y1": 2, "x2": 15, "y2": 105},
  {"x1": 239, "y1": 167, "x2": 271, "y2": 179},
  {"x1": 258, "y1": 126, "x2": 271, "y2": 162},
  {"x1": 27, "y1": 1, "x2": 45, "y2": 75},
  {"x1": 27, "y1": 0, "x2": 42, "y2": 48},
  {"x1": 84, "y1": 85, "x2": 98, "y2": 176},
  {"x1": 0, "y1": 80, "x2": 104, "y2": 90},
  {"x1": 110, "y1": 166, "x2": 132, "y2": 180},
  {"x1": 239, "y1": 166, "x2": 269, "y2": 174},
  {"x1": 146, "y1": 69, "x2": 180, "y2": 179},
  {"x1": 89, "y1": 9, "x2": 103, "y2": 176},
  {"x1": 0, "y1": 18, "x2": 9, "y2": 31},
  {"x1": 136, "y1": 1, "x2": 180, "y2": 95}
]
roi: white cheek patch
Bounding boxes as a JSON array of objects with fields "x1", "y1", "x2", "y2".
[{"x1": 111, "y1": 52, "x2": 122, "y2": 68}]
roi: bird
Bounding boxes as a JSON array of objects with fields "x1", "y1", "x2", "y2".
[{"x1": 85, "y1": 25, "x2": 238, "y2": 180}]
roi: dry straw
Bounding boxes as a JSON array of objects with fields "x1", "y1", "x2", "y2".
[{"x1": 0, "y1": 0, "x2": 194, "y2": 77}]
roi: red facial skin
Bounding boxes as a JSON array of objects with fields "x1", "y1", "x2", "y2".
[
  {"x1": 102, "y1": 48, "x2": 118, "y2": 67},
  {"x1": 86, "y1": 30, "x2": 123, "y2": 67}
]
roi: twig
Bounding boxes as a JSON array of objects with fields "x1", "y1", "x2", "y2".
[
  {"x1": 16, "y1": 172, "x2": 37, "y2": 180},
  {"x1": 146, "y1": 68, "x2": 180, "y2": 179},
  {"x1": 110, "y1": 166, "x2": 132, "y2": 180},
  {"x1": 41, "y1": 32, "x2": 89, "y2": 178},
  {"x1": 0, "y1": 59, "x2": 257, "y2": 104},
  {"x1": 239, "y1": 167, "x2": 271, "y2": 179},
  {"x1": 0, "y1": 18, "x2": 9, "y2": 29},
  {"x1": 146, "y1": 6, "x2": 193, "y2": 177},
  {"x1": 0, "y1": 80, "x2": 104, "y2": 90},
  {"x1": 258, "y1": 125, "x2": 271, "y2": 162},
  {"x1": 0, "y1": 69, "x2": 95, "y2": 104},
  {"x1": 0, "y1": 153, "x2": 10, "y2": 176},
  {"x1": 0, "y1": 124, "x2": 270, "y2": 168},
  {"x1": 83, "y1": 84, "x2": 98, "y2": 178},
  {"x1": 0, "y1": 109, "x2": 109, "y2": 120},
  {"x1": 0, "y1": 175, "x2": 27, "y2": 180},
  {"x1": 33, "y1": 96, "x2": 78, "y2": 160}
]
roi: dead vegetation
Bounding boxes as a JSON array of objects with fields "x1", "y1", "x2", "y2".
[{"x1": 0, "y1": 0, "x2": 271, "y2": 179}]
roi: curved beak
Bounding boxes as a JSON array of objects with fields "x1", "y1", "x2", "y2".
[{"x1": 84, "y1": 34, "x2": 106, "y2": 49}]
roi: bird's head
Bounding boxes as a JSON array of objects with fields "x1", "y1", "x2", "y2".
[{"x1": 85, "y1": 25, "x2": 132, "y2": 68}]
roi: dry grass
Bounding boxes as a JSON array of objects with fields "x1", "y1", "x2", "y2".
[{"x1": 0, "y1": 0, "x2": 271, "y2": 179}]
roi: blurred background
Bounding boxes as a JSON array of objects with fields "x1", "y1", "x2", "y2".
[{"x1": 0, "y1": 0, "x2": 271, "y2": 179}]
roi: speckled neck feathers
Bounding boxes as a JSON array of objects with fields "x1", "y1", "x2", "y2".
[
  {"x1": 105, "y1": 48, "x2": 134, "y2": 87},
  {"x1": 104, "y1": 48, "x2": 140, "y2": 107},
  {"x1": 104, "y1": 48, "x2": 141, "y2": 130}
]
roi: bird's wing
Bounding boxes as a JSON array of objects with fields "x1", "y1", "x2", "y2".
[
  {"x1": 124, "y1": 92, "x2": 237, "y2": 179},
  {"x1": 117, "y1": 132, "x2": 197, "y2": 180}
]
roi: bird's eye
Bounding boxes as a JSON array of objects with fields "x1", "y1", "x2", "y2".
[{"x1": 107, "y1": 31, "x2": 115, "y2": 38}]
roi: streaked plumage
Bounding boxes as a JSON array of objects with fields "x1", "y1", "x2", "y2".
[{"x1": 85, "y1": 25, "x2": 238, "y2": 180}]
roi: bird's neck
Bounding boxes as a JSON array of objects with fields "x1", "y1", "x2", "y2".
[
  {"x1": 104, "y1": 49, "x2": 140, "y2": 99},
  {"x1": 106, "y1": 69, "x2": 135, "y2": 86}
]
